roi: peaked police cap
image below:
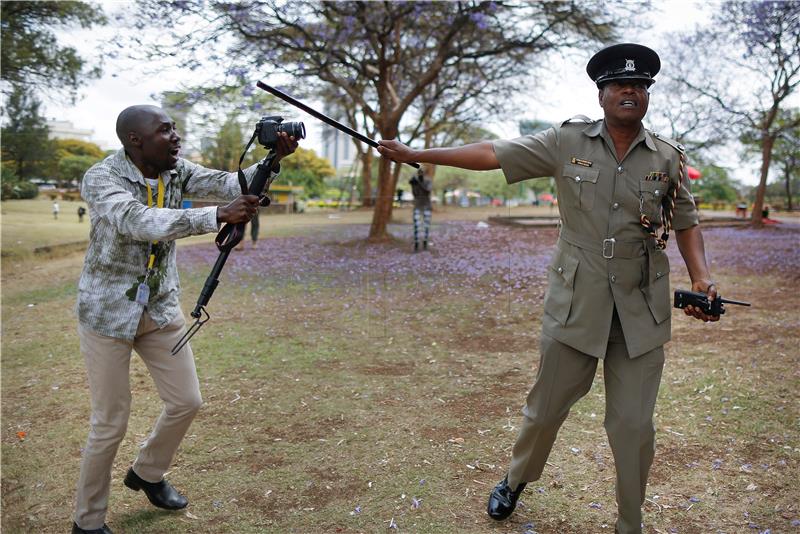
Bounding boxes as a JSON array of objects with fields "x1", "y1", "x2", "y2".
[{"x1": 586, "y1": 43, "x2": 660, "y2": 88}]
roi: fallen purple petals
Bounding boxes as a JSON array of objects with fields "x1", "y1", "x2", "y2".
[
  {"x1": 712, "y1": 459, "x2": 723, "y2": 470},
  {"x1": 388, "y1": 517, "x2": 398, "y2": 529},
  {"x1": 689, "y1": 497, "x2": 700, "y2": 503},
  {"x1": 411, "y1": 497, "x2": 421, "y2": 509},
  {"x1": 589, "y1": 502, "x2": 602, "y2": 509}
]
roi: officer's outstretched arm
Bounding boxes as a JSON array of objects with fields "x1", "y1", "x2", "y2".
[
  {"x1": 675, "y1": 225, "x2": 719, "y2": 323},
  {"x1": 378, "y1": 140, "x2": 500, "y2": 170}
]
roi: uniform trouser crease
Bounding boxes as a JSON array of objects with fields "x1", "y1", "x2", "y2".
[
  {"x1": 507, "y1": 333, "x2": 597, "y2": 490},
  {"x1": 506, "y1": 322, "x2": 663, "y2": 534}
]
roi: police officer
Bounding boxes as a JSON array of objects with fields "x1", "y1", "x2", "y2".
[{"x1": 378, "y1": 43, "x2": 719, "y2": 534}]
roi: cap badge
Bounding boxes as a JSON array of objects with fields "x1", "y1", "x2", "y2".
[{"x1": 625, "y1": 59, "x2": 635, "y2": 71}]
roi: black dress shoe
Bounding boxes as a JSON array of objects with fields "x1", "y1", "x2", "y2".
[
  {"x1": 72, "y1": 522, "x2": 112, "y2": 534},
  {"x1": 487, "y1": 475, "x2": 526, "y2": 520},
  {"x1": 123, "y1": 467, "x2": 188, "y2": 510}
]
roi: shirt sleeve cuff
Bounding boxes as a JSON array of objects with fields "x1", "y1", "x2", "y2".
[{"x1": 194, "y1": 206, "x2": 221, "y2": 233}]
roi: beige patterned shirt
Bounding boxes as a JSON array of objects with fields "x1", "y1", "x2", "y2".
[{"x1": 77, "y1": 148, "x2": 267, "y2": 340}]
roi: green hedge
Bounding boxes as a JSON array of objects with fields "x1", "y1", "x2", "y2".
[{"x1": 1, "y1": 180, "x2": 39, "y2": 200}]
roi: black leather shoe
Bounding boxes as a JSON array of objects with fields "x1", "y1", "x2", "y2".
[
  {"x1": 123, "y1": 467, "x2": 188, "y2": 510},
  {"x1": 72, "y1": 522, "x2": 112, "y2": 534},
  {"x1": 487, "y1": 475, "x2": 526, "y2": 520}
]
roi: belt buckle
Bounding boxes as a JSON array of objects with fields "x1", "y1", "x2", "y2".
[{"x1": 602, "y1": 238, "x2": 616, "y2": 259}]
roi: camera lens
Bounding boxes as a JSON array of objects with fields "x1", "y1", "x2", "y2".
[{"x1": 279, "y1": 121, "x2": 306, "y2": 140}]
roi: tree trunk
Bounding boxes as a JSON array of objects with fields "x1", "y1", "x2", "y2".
[
  {"x1": 360, "y1": 150, "x2": 373, "y2": 207},
  {"x1": 368, "y1": 156, "x2": 398, "y2": 240},
  {"x1": 750, "y1": 133, "x2": 775, "y2": 227}
]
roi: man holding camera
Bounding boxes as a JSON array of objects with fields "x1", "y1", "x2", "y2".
[
  {"x1": 72, "y1": 105, "x2": 298, "y2": 534},
  {"x1": 378, "y1": 43, "x2": 718, "y2": 533}
]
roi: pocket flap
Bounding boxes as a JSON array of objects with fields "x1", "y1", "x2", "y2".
[
  {"x1": 639, "y1": 179, "x2": 667, "y2": 195},
  {"x1": 550, "y1": 248, "x2": 579, "y2": 288},
  {"x1": 562, "y1": 163, "x2": 599, "y2": 184}
]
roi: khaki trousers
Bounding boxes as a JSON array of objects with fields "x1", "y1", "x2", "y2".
[
  {"x1": 74, "y1": 311, "x2": 202, "y2": 530},
  {"x1": 507, "y1": 315, "x2": 664, "y2": 534}
]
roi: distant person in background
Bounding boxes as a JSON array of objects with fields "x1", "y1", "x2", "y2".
[
  {"x1": 735, "y1": 201, "x2": 747, "y2": 219},
  {"x1": 236, "y1": 208, "x2": 260, "y2": 250},
  {"x1": 78, "y1": 205, "x2": 87, "y2": 223},
  {"x1": 409, "y1": 169, "x2": 433, "y2": 252},
  {"x1": 53, "y1": 201, "x2": 60, "y2": 220}
]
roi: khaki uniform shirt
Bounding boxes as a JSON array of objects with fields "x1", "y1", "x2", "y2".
[{"x1": 493, "y1": 117, "x2": 699, "y2": 358}]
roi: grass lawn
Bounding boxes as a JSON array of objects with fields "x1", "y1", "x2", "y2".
[{"x1": 1, "y1": 199, "x2": 798, "y2": 533}]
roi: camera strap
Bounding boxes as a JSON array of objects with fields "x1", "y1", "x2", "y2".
[
  {"x1": 236, "y1": 131, "x2": 259, "y2": 194},
  {"x1": 213, "y1": 130, "x2": 262, "y2": 253}
]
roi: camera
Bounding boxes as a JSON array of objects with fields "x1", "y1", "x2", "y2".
[{"x1": 256, "y1": 115, "x2": 306, "y2": 149}]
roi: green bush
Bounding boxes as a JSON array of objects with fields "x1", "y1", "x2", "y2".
[{"x1": 1, "y1": 179, "x2": 39, "y2": 200}]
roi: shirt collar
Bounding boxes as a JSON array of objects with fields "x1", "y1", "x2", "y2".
[
  {"x1": 582, "y1": 120, "x2": 657, "y2": 152},
  {"x1": 113, "y1": 148, "x2": 177, "y2": 186}
]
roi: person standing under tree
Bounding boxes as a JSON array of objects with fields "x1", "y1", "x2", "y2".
[
  {"x1": 378, "y1": 43, "x2": 720, "y2": 534},
  {"x1": 53, "y1": 200, "x2": 60, "y2": 220},
  {"x1": 409, "y1": 168, "x2": 433, "y2": 252},
  {"x1": 71, "y1": 104, "x2": 298, "y2": 534}
]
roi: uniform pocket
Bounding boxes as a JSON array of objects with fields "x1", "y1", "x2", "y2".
[
  {"x1": 544, "y1": 248, "x2": 579, "y2": 326},
  {"x1": 639, "y1": 179, "x2": 667, "y2": 221},
  {"x1": 562, "y1": 163, "x2": 600, "y2": 211},
  {"x1": 641, "y1": 250, "x2": 671, "y2": 324}
]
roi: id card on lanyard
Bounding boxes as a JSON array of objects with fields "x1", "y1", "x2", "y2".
[{"x1": 135, "y1": 176, "x2": 165, "y2": 306}]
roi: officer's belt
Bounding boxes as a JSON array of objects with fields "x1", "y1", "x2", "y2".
[{"x1": 558, "y1": 227, "x2": 647, "y2": 259}]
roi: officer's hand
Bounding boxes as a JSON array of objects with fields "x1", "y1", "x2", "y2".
[
  {"x1": 377, "y1": 139, "x2": 418, "y2": 164},
  {"x1": 217, "y1": 195, "x2": 260, "y2": 224},
  {"x1": 685, "y1": 279, "x2": 720, "y2": 322},
  {"x1": 274, "y1": 131, "x2": 299, "y2": 162}
]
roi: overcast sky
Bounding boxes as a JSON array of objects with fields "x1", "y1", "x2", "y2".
[{"x1": 43, "y1": 1, "x2": 770, "y2": 187}]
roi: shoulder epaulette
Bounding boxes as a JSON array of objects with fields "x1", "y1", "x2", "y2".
[
  {"x1": 561, "y1": 115, "x2": 596, "y2": 126},
  {"x1": 649, "y1": 131, "x2": 685, "y2": 153}
]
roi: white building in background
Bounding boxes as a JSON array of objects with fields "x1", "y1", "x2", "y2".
[
  {"x1": 321, "y1": 124, "x2": 356, "y2": 170},
  {"x1": 46, "y1": 120, "x2": 95, "y2": 143}
]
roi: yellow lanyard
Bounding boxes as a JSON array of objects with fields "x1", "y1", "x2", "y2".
[{"x1": 144, "y1": 177, "x2": 165, "y2": 270}]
